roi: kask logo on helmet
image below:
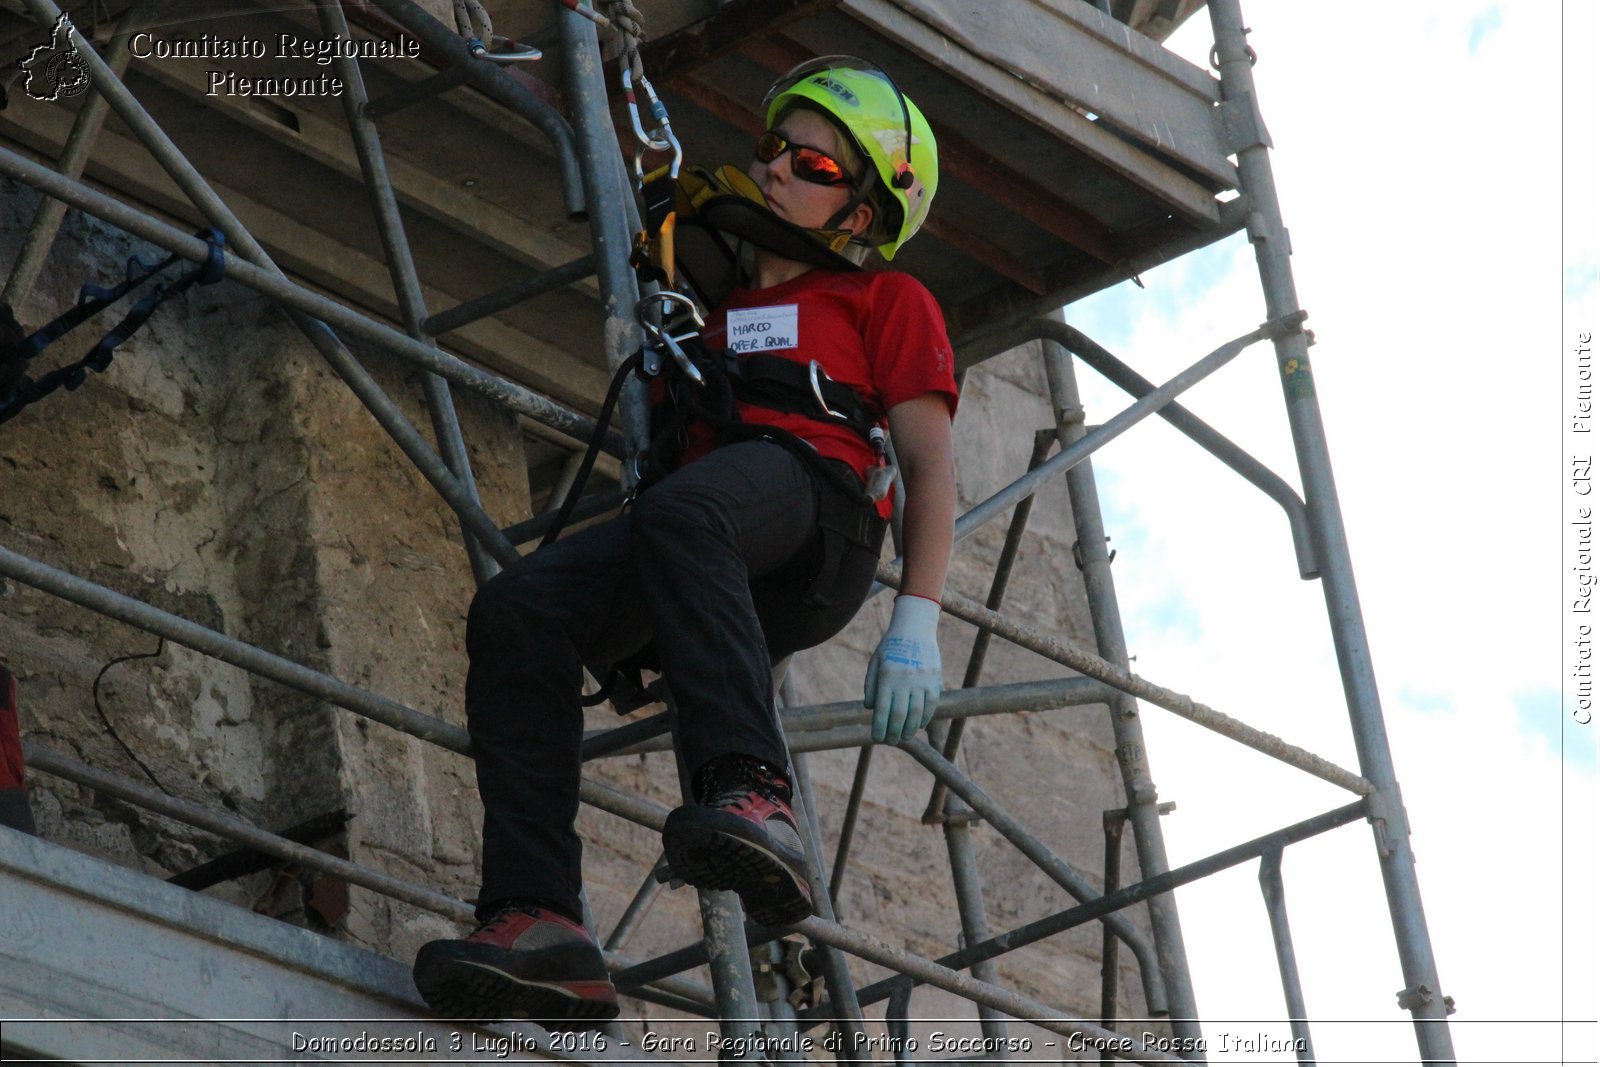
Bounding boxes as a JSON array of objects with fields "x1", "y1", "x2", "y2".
[{"x1": 807, "y1": 74, "x2": 859, "y2": 107}]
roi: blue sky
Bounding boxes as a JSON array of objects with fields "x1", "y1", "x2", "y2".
[{"x1": 1063, "y1": 3, "x2": 1597, "y2": 1062}]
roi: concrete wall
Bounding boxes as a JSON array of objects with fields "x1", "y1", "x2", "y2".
[{"x1": 2, "y1": 173, "x2": 1162, "y2": 1042}]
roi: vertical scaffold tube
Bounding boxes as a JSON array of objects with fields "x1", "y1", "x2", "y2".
[
  {"x1": 1041, "y1": 340, "x2": 1202, "y2": 1053},
  {"x1": 318, "y1": 0, "x2": 497, "y2": 585},
  {"x1": 667, "y1": 697, "x2": 765, "y2": 1042},
  {"x1": 1205, "y1": 2, "x2": 1456, "y2": 1061},
  {"x1": 556, "y1": 0, "x2": 647, "y2": 468},
  {"x1": 555, "y1": 0, "x2": 760, "y2": 1036},
  {"x1": 945, "y1": 814, "x2": 1010, "y2": 1049},
  {"x1": 1258, "y1": 849, "x2": 1317, "y2": 1065}
]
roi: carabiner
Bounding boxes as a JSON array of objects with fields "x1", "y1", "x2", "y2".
[
  {"x1": 636, "y1": 75, "x2": 683, "y2": 175},
  {"x1": 621, "y1": 68, "x2": 671, "y2": 151},
  {"x1": 636, "y1": 292, "x2": 707, "y2": 385},
  {"x1": 621, "y1": 68, "x2": 683, "y2": 187},
  {"x1": 472, "y1": 34, "x2": 542, "y2": 62},
  {"x1": 808, "y1": 360, "x2": 849, "y2": 421},
  {"x1": 637, "y1": 291, "x2": 705, "y2": 334}
]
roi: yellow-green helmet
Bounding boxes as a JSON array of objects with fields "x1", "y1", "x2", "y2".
[{"x1": 762, "y1": 56, "x2": 938, "y2": 261}]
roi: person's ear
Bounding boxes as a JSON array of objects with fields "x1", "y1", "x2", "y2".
[{"x1": 844, "y1": 201, "x2": 874, "y2": 240}]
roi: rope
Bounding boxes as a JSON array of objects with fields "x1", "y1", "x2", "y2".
[
  {"x1": 558, "y1": 0, "x2": 613, "y2": 31},
  {"x1": 451, "y1": 0, "x2": 493, "y2": 56},
  {"x1": 605, "y1": 0, "x2": 647, "y2": 79}
]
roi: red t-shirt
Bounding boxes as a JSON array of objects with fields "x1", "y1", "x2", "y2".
[{"x1": 674, "y1": 269, "x2": 957, "y2": 516}]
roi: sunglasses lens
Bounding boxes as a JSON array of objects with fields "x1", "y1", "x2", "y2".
[
  {"x1": 755, "y1": 131, "x2": 786, "y2": 164},
  {"x1": 792, "y1": 148, "x2": 845, "y2": 184},
  {"x1": 756, "y1": 131, "x2": 850, "y2": 186}
]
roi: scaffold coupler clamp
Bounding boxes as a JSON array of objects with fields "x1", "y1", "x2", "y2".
[
  {"x1": 752, "y1": 935, "x2": 823, "y2": 1009},
  {"x1": 1396, "y1": 984, "x2": 1456, "y2": 1015},
  {"x1": 1261, "y1": 308, "x2": 1310, "y2": 342},
  {"x1": 1072, "y1": 536, "x2": 1116, "y2": 571},
  {"x1": 1361, "y1": 787, "x2": 1408, "y2": 858}
]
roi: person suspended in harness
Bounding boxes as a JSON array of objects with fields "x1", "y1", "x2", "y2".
[{"x1": 413, "y1": 57, "x2": 958, "y2": 1029}]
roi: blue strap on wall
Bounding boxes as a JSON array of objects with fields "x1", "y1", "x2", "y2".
[{"x1": 0, "y1": 229, "x2": 227, "y2": 426}]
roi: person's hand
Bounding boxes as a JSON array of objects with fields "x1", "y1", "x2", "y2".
[{"x1": 864, "y1": 595, "x2": 942, "y2": 744}]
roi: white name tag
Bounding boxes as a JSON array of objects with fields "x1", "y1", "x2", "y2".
[{"x1": 725, "y1": 304, "x2": 799, "y2": 353}]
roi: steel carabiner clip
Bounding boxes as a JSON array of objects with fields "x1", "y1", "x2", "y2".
[
  {"x1": 623, "y1": 68, "x2": 682, "y2": 187},
  {"x1": 808, "y1": 360, "x2": 850, "y2": 421},
  {"x1": 467, "y1": 34, "x2": 542, "y2": 62}
]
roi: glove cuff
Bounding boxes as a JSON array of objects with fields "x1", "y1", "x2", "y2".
[{"x1": 890, "y1": 593, "x2": 942, "y2": 630}]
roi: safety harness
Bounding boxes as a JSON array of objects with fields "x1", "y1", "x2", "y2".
[
  {"x1": 643, "y1": 338, "x2": 890, "y2": 609},
  {"x1": 559, "y1": 310, "x2": 891, "y2": 712},
  {"x1": 544, "y1": 295, "x2": 890, "y2": 611},
  {"x1": 537, "y1": 55, "x2": 897, "y2": 708},
  {"x1": 545, "y1": 159, "x2": 897, "y2": 571}
]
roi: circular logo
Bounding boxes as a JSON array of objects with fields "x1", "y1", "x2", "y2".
[{"x1": 46, "y1": 49, "x2": 91, "y2": 98}]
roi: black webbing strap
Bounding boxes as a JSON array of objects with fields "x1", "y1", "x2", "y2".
[
  {"x1": 0, "y1": 230, "x2": 227, "y2": 427},
  {"x1": 638, "y1": 339, "x2": 881, "y2": 489},
  {"x1": 538, "y1": 348, "x2": 643, "y2": 550},
  {"x1": 732, "y1": 351, "x2": 876, "y2": 436}
]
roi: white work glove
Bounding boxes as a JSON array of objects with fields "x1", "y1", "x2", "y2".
[{"x1": 864, "y1": 595, "x2": 943, "y2": 744}]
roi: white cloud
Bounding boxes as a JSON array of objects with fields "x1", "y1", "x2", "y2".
[{"x1": 1064, "y1": 3, "x2": 1596, "y2": 1062}]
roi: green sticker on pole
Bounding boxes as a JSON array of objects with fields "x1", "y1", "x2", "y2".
[{"x1": 1281, "y1": 355, "x2": 1316, "y2": 400}]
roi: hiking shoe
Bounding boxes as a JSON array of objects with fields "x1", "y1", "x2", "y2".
[
  {"x1": 661, "y1": 756, "x2": 813, "y2": 928},
  {"x1": 413, "y1": 905, "x2": 618, "y2": 1030}
]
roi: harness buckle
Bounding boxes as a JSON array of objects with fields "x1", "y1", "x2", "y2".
[{"x1": 808, "y1": 359, "x2": 849, "y2": 421}]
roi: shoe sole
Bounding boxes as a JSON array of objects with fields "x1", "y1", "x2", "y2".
[
  {"x1": 662, "y1": 810, "x2": 813, "y2": 928},
  {"x1": 413, "y1": 949, "x2": 618, "y2": 1032}
]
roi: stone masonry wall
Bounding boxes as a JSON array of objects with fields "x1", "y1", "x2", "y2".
[{"x1": 3, "y1": 173, "x2": 1163, "y2": 1044}]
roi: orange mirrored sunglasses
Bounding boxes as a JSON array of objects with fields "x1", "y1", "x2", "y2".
[{"x1": 755, "y1": 131, "x2": 854, "y2": 187}]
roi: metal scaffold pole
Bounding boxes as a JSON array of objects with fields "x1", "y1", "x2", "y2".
[
  {"x1": 1040, "y1": 336, "x2": 1201, "y2": 1050},
  {"x1": 555, "y1": 0, "x2": 647, "y2": 463},
  {"x1": 1205, "y1": 0, "x2": 1457, "y2": 1060},
  {"x1": 315, "y1": 0, "x2": 498, "y2": 586}
]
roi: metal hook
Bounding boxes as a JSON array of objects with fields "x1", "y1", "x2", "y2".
[
  {"x1": 808, "y1": 360, "x2": 848, "y2": 420},
  {"x1": 621, "y1": 68, "x2": 682, "y2": 185},
  {"x1": 473, "y1": 34, "x2": 542, "y2": 62},
  {"x1": 636, "y1": 293, "x2": 706, "y2": 384},
  {"x1": 636, "y1": 291, "x2": 704, "y2": 333}
]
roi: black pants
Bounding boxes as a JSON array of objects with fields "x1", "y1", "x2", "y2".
[{"x1": 466, "y1": 440, "x2": 880, "y2": 919}]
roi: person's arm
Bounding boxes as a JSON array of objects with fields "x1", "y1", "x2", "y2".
[
  {"x1": 863, "y1": 392, "x2": 956, "y2": 744},
  {"x1": 889, "y1": 393, "x2": 957, "y2": 600}
]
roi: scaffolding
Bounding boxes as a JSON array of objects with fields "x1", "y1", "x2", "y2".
[{"x1": 0, "y1": 0, "x2": 1456, "y2": 1062}]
